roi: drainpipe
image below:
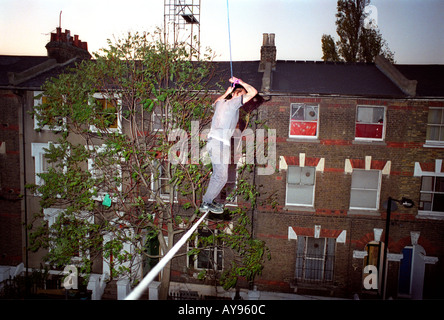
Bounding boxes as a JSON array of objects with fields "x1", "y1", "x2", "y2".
[
  {"x1": 15, "y1": 89, "x2": 29, "y2": 297},
  {"x1": 380, "y1": 197, "x2": 392, "y2": 300}
]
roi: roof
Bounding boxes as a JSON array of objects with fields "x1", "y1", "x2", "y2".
[
  {"x1": 208, "y1": 61, "x2": 263, "y2": 91},
  {"x1": 17, "y1": 59, "x2": 78, "y2": 89},
  {"x1": 271, "y1": 60, "x2": 405, "y2": 98},
  {"x1": 0, "y1": 56, "x2": 52, "y2": 87},
  {"x1": 394, "y1": 64, "x2": 444, "y2": 98},
  {"x1": 1, "y1": 54, "x2": 443, "y2": 99},
  {"x1": 0, "y1": 55, "x2": 78, "y2": 90}
]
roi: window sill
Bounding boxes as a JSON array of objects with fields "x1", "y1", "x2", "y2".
[
  {"x1": 352, "y1": 140, "x2": 386, "y2": 146},
  {"x1": 423, "y1": 142, "x2": 444, "y2": 149},
  {"x1": 147, "y1": 197, "x2": 178, "y2": 204},
  {"x1": 284, "y1": 205, "x2": 315, "y2": 213},
  {"x1": 34, "y1": 125, "x2": 67, "y2": 132},
  {"x1": 417, "y1": 211, "x2": 444, "y2": 220},
  {"x1": 347, "y1": 209, "x2": 380, "y2": 217},
  {"x1": 224, "y1": 203, "x2": 238, "y2": 207},
  {"x1": 286, "y1": 137, "x2": 320, "y2": 143}
]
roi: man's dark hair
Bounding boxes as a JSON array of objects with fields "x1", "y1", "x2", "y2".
[
  {"x1": 233, "y1": 83, "x2": 247, "y2": 93},
  {"x1": 225, "y1": 83, "x2": 247, "y2": 100}
]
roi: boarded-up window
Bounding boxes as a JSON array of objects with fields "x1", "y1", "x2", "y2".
[
  {"x1": 286, "y1": 166, "x2": 315, "y2": 206},
  {"x1": 350, "y1": 169, "x2": 380, "y2": 210}
]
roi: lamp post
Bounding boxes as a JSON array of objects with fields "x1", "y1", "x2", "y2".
[{"x1": 381, "y1": 197, "x2": 414, "y2": 299}]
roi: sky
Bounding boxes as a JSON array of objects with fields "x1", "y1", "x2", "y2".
[{"x1": 1, "y1": 0, "x2": 443, "y2": 64}]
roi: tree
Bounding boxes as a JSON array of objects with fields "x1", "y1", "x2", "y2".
[
  {"x1": 321, "y1": 0, "x2": 395, "y2": 63},
  {"x1": 321, "y1": 35, "x2": 340, "y2": 62},
  {"x1": 29, "y1": 30, "x2": 270, "y2": 299}
]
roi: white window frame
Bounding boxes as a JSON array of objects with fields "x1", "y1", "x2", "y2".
[
  {"x1": 289, "y1": 103, "x2": 319, "y2": 139},
  {"x1": 349, "y1": 169, "x2": 381, "y2": 211},
  {"x1": 31, "y1": 142, "x2": 59, "y2": 187},
  {"x1": 285, "y1": 166, "x2": 316, "y2": 207},
  {"x1": 424, "y1": 107, "x2": 444, "y2": 148},
  {"x1": 418, "y1": 176, "x2": 444, "y2": 217},
  {"x1": 32, "y1": 142, "x2": 50, "y2": 187},
  {"x1": 355, "y1": 105, "x2": 386, "y2": 141},
  {"x1": 149, "y1": 160, "x2": 177, "y2": 202},
  {"x1": 43, "y1": 208, "x2": 93, "y2": 263},
  {"x1": 103, "y1": 215, "x2": 141, "y2": 278},
  {"x1": 89, "y1": 93, "x2": 122, "y2": 133},
  {"x1": 187, "y1": 228, "x2": 223, "y2": 272},
  {"x1": 152, "y1": 105, "x2": 166, "y2": 132},
  {"x1": 87, "y1": 145, "x2": 123, "y2": 202},
  {"x1": 31, "y1": 142, "x2": 68, "y2": 199},
  {"x1": 33, "y1": 91, "x2": 66, "y2": 131}
]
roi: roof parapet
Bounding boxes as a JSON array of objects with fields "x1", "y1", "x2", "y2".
[
  {"x1": 375, "y1": 55, "x2": 417, "y2": 97},
  {"x1": 7, "y1": 58, "x2": 76, "y2": 86}
]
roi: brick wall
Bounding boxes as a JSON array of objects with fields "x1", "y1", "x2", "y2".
[
  {"x1": 0, "y1": 90, "x2": 23, "y2": 266},
  {"x1": 252, "y1": 95, "x2": 444, "y2": 298}
]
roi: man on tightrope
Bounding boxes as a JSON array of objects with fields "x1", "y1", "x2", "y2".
[{"x1": 200, "y1": 77, "x2": 258, "y2": 214}]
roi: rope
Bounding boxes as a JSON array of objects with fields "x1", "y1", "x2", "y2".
[
  {"x1": 226, "y1": 0, "x2": 234, "y2": 83},
  {"x1": 125, "y1": 211, "x2": 209, "y2": 300},
  {"x1": 126, "y1": 1, "x2": 233, "y2": 300}
]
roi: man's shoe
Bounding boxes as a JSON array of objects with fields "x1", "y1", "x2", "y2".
[
  {"x1": 199, "y1": 201, "x2": 224, "y2": 214},
  {"x1": 212, "y1": 201, "x2": 224, "y2": 211}
]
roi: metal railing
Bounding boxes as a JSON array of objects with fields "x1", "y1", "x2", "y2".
[{"x1": 295, "y1": 254, "x2": 335, "y2": 284}]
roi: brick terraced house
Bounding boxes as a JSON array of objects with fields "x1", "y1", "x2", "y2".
[
  {"x1": 1, "y1": 30, "x2": 443, "y2": 299},
  {"x1": 245, "y1": 34, "x2": 444, "y2": 299}
]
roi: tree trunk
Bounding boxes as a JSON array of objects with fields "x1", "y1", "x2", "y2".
[{"x1": 158, "y1": 260, "x2": 171, "y2": 300}]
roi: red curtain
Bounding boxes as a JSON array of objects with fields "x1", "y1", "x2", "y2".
[
  {"x1": 290, "y1": 121, "x2": 317, "y2": 136},
  {"x1": 356, "y1": 123, "x2": 383, "y2": 139}
]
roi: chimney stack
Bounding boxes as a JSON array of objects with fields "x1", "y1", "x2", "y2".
[
  {"x1": 46, "y1": 27, "x2": 91, "y2": 63},
  {"x1": 259, "y1": 33, "x2": 276, "y2": 92},
  {"x1": 259, "y1": 33, "x2": 276, "y2": 72}
]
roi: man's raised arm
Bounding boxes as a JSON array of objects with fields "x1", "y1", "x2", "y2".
[{"x1": 230, "y1": 77, "x2": 258, "y2": 104}]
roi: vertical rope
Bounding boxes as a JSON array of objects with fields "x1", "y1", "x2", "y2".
[{"x1": 226, "y1": 0, "x2": 234, "y2": 83}]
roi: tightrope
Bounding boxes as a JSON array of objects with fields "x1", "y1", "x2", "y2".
[{"x1": 125, "y1": 211, "x2": 209, "y2": 300}]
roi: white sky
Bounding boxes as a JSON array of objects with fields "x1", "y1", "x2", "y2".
[{"x1": 1, "y1": 0, "x2": 443, "y2": 64}]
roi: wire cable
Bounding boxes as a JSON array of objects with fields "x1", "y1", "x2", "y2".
[{"x1": 226, "y1": 0, "x2": 234, "y2": 82}]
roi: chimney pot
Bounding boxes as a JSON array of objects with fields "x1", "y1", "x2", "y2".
[
  {"x1": 262, "y1": 33, "x2": 269, "y2": 46},
  {"x1": 46, "y1": 27, "x2": 91, "y2": 62},
  {"x1": 269, "y1": 33, "x2": 275, "y2": 46}
]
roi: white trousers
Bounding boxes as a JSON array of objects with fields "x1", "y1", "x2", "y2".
[{"x1": 202, "y1": 139, "x2": 230, "y2": 203}]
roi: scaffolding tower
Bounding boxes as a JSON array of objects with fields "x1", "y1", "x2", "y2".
[{"x1": 164, "y1": 0, "x2": 201, "y2": 57}]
